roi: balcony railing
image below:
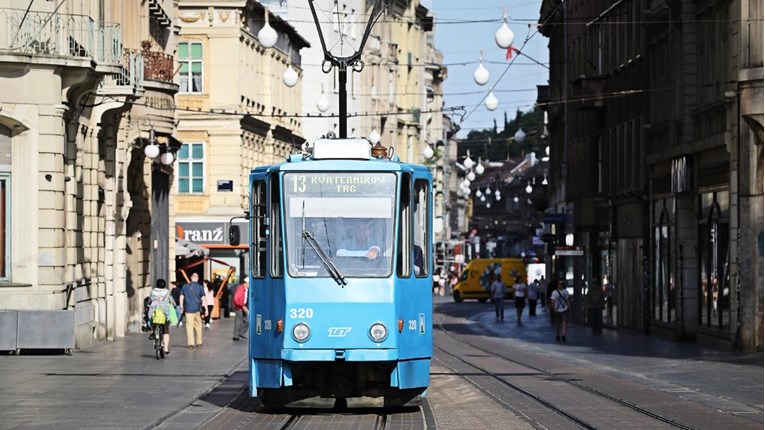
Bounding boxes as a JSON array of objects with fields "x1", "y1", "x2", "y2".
[
  {"x1": 142, "y1": 50, "x2": 173, "y2": 83},
  {"x1": 101, "y1": 48, "x2": 144, "y2": 91},
  {"x1": 0, "y1": 8, "x2": 121, "y2": 65}
]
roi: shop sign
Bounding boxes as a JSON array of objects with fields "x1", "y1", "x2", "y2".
[
  {"x1": 555, "y1": 246, "x2": 584, "y2": 256},
  {"x1": 176, "y1": 221, "x2": 249, "y2": 245}
]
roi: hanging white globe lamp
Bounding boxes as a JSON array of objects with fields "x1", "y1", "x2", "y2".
[
  {"x1": 485, "y1": 91, "x2": 499, "y2": 111},
  {"x1": 467, "y1": 171, "x2": 476, "y2": 181},
  {"x1": 475, "y1": 161, "x2": 485, "y2": 175},
  {"x1": 317, "y1": 84, "x2": 330, "y2": 112},
  {"x1": 258, "y1": 7, "x2": 278, "y2": 49},
  {"x1": 283, "y1": 64, "x2": 299, "y2": 87},
  {"x1": 495, "y1": 10, "x2": 515, "y2": 49},
  {"x1": 464, "y1": 151, "x2": 475, "y2": 169},
  {"x1": 514, "y1": 128, "x2": 526, "y2": 143},
  {"x1": 473, "y1": 51, "x2": 489, "y2": 86}
]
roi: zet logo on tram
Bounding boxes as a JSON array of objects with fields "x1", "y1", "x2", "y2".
[{"x1": 327, "y1": 327, "x2": 352, "y2": 337}]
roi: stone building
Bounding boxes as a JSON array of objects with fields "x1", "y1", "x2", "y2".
[
  {"x1": 0, "y1": 0, "x2": 180, "y2": 348},
  {"x1": 539, "y1": 0, "x2": 763, "y2": 351},
  {"x1": 361, "y1": 0, "x2": 435, "y2": 164},
  {"x1": 174, "y1": 1, "x2": 308, "y2": 279}
]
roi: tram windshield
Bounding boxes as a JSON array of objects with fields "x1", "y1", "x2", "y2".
[{"x1": 284, "y1": 172, "x2": 396, "y2": 278}]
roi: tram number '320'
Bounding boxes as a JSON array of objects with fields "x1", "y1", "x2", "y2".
[
  {"x1": 289, "y1": 308, "x2": 314, "y2": 319},
  {"x1": 408, "y1": 320, "x2": 417, "y2": 330}
]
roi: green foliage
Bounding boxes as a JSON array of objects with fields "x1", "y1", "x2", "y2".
[{"x1": 458, "y1": 108, "x2": 545, "y2": 162}]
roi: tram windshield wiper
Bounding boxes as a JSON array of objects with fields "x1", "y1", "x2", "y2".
[{"x1": 302, "y1": 230, "x2": 347, "y2": 286}]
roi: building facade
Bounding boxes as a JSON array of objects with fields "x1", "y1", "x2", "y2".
[
  {"x1": 174, "y1": 0, "x2": 308, "y2": 280},
  {"x1": 0, "y1": 0, "x2": 180, "y2": 348},
  {"x1": 539, "y1": 0, "x2": 763, "y2": 351}
]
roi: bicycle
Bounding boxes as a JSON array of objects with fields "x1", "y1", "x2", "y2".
[{"x1": 154, "y1": 324, "x2": 165, "y2": 359}]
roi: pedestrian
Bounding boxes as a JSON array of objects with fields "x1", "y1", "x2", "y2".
[
  {"x1": 432, "y1": 269, "x2": 441, "y2": 295},
  {"x1": 232, "y1": 277, "x2": 249, "y2": 341},
  {"x1": 527, "y1": 278, "x2": 541, "y2": 316},
  {"x1": 147, "y1": 279, "x2": 176, "y2": 356},
  {"x1": 203, "y1": 279, "x2": 215, "y2": 329},
  {"x1": 538, "y1": 276, "x2": 547, "y2": 310},
  {"x1": 180, "y1": 272, "x2": 207, "y2": 349},
  {"x1": 551, "y1": 279, "x2": 571, "y2": 342},
  {"x1": 513, "y1": 276, "x2": 527, "y2": 325},
  {"x1": 587, "y1": 277, "x2": 606, "y2": 334},
  {"x1": 215, "y1": 275, "x2": 230, "y2": 318},
  {"x1": 170, "y1": 281, "x2": 183, "y2": 326},
  {"x1": 546, "y1": 275, "x2": 558, "y2": 323},
  {"x1": 489, "y1": 274, "x2": 505, "y2": 322}
]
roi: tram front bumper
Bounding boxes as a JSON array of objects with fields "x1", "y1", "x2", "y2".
[{"x1": 282, "y1": 348, "x2": 397, "y2": 361}]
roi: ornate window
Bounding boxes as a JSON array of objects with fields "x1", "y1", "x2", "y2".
[{"x1": 178, "y1": 42, "x2": 203, "y2": 93}]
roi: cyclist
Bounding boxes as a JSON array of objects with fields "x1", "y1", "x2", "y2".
[{"x1": 148, "y1": 278, "x2": 176, "y2": 356}]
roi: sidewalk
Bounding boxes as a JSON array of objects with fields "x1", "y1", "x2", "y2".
[
  {"x1": 0, "y1": 317, "x2": 247, "y2": 430},
  {"x1": 436, "y1": 295, "x2": 763, "y2": 421}
]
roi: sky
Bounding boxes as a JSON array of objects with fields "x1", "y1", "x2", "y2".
[{"x1": 431, "y1": 1, "x2": 549, "y2": 138}]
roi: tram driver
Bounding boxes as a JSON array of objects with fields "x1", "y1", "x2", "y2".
[{"x1": 337, "y1": 218, "x2": 384, "y2": 261}]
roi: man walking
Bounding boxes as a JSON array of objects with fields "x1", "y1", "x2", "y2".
[
  {"x1": 180, "y1": 273, "x2": 207, "y2": 349},
  {"x1": 232, "y1": 277, "x2": 249, "y2": 341}
]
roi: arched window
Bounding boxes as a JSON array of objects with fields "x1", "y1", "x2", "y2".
[
  {"x1": 653, "y1": 200, "x2": 674, "y2": 323},
  {"x1": 698, "y1": 191, "x2": 730, "y2": 330}
]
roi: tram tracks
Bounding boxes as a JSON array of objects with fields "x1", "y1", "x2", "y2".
[{"x1": 433, "y1": 313, "x2": 701, "y2": 430}]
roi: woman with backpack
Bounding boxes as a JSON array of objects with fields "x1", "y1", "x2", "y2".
[{"x1": 148, "y1": 279, "x2": 177, "y2": 355}]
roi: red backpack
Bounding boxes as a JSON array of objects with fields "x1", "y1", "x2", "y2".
[{"x1": 233, "y1": 284, "x2": 247, "y2": 309}]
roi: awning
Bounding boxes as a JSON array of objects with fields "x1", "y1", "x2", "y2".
[{"x1": 175, "y1": 238, "x2": 209, "y2": 258}]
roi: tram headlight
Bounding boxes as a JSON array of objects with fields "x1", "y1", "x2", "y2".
[
  {"x1": 369, "y1": 322, "x2": 388, "y2": 343},
  {"x1": 292, "y1": 323, "x2": 311, "y2": 343}
]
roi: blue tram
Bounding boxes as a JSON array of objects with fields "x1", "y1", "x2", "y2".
[{"x1": 232, "y1": 138, "x2": 433, "y2": 408}]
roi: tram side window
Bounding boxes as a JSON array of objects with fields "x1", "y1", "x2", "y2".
[
  {"x1": 397, "y1": 174, "x2": 411, "y2": 277},
  {"x1": 252, "y1": 181, "x2": 266, "y2": 278},
  {"x1": 270, "y1": 175, "x2": 283, "y2": 278},
  {"x1": 413, "y1": 180, "x2": 430, "y2": 277}
]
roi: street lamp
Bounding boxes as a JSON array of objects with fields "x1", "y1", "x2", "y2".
[
  {"x1": 144, "y1": 127, "x2": 160, "y2": 159},
  {"x1": 423, "y1": 144, "x2": 434, "y2": 159},
  {"x1": 308, "y1": 0, "x2": 387, "y2": 138}
]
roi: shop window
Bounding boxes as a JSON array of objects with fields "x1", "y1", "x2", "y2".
[
  {"x1": 698, "y1": 191, "x2": 730, "y2": 330},
  {"x1": 653, "y1": 200, "x2": 674, "y2": 323},
  {"x1": 177, "y1": 143, "x2": 204, "y2": 194},
  {"x1": 178, "y1": 41, "x2": 203, "y2": 93}
]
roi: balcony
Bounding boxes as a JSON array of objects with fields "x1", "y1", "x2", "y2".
[
  {"x1": 100, "y1": 48, "x2": 144, "y2": 93},
  {"x1": 142, "y1": 49, "x2": 174, "y2": 83},
  {"x1": 0, "y1": 8, "x2": 121, "y2": 65}
]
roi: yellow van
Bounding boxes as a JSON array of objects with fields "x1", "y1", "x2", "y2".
[{"x1": 452, "y1": 258, "x2": 526, "y2": 303}]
